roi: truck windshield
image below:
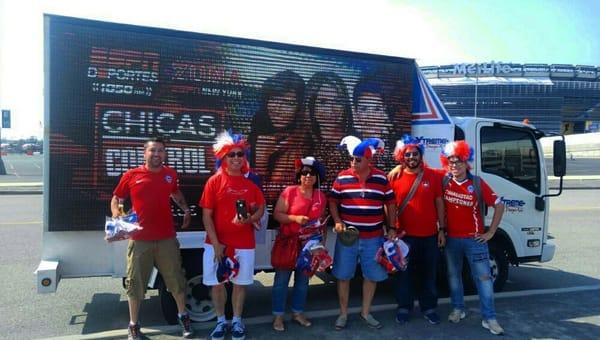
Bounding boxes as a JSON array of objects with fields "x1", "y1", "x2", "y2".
[{"x1": 480, "y1": 126, "x2": 541, "y2": 194}]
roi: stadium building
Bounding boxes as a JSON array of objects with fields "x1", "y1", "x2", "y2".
[{"x1": 421, "y1": 62, "x2": 600, "y2": 134}]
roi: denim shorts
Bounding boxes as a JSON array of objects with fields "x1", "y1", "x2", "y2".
[{"x1": 332, "y1": 236, "x2": 387, "y2": 282}]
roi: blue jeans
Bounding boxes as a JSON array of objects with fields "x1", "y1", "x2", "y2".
[
  {"x1": 445, "y1": 237, "x2": 497, "y2": 320},
  {"x1": 393, "y1": 235, "x2": 440, "y2": 314},
  {"x1": 271, "y1": 269, "x2": 310, "y2": 315},
  {"x1": 332, "y1": 236, "x2": 387, "y2": 282}
]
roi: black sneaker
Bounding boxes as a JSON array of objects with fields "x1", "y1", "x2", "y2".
[
  {"x1": 178, "y1": 314, "x2": 194, "y2": 339},
  {"x1": 424, "y1": 312, "x2": 441, "y2": 325},
  {"x1": 395, "y1": 311, "x2": 410, "y2": 325},
  {"x1": 127, "y1": 323, "x2": 143, "y2": 340}
]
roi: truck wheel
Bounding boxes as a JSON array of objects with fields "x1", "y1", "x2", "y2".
[
  {"x1": 184, "y1": 275, "x2": 216, "y2": 322},
  {"x1": 488, "y1": 243, "x2": 509, "y2": 292},
  {"x1": 158, "y1": 275, "x2": 216, "y2": 324},
  {"x1": 159, "y1": 248, "x2": 216, "y2": 324}
]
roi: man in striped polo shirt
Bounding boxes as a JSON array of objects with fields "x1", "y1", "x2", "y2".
[{"x1": 329, "y1": 136, "x2": 397, "y2": 330}]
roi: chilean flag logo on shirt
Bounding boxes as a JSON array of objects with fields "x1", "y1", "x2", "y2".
[{"x1": 165, "y1": 175, "x2": 173, "y2": 184}]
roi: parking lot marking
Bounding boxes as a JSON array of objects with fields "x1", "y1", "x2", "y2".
[
  {"x1": 43, "y1": 284, "x2": 600, "y2": 340},
  {"x1": 0, "y1": 221, "x2": 42, "y2": 226}
]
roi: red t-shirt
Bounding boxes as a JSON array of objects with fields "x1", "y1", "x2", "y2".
[
  {"x1": 443, "y1": 176, "x2": 499, "y2": 238},
  {"x1": 113, "y1": 165, "x2": 178, "y2": 241},
  {"x1": 199, "y1": 171, "x2": 265, "y2": 249},
  {"x1": 390, "y1": 167, "x2": 442, "y2": 237},
  {"x1": 278, "y1": 185, "x2": 327, "y2": 236}
]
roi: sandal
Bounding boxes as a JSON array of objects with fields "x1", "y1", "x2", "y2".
[
  {"x1": 360, "y1": 313, "x2": 382, "y2": 329},
  {"x1": 334, "y1": 314, "x2": 347, "y2": 331},
  {"x1": 292, "y1": 313, "x2": 312, "y2": 327},
  {"x1": 273, "y1": 316, "x2": 285, "y2": 332}
]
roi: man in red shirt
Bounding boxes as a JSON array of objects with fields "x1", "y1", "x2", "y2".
[
  {"x1": 111, "y1": 137, "x2": 193, "y2": 340},
  {"x1": 440, "y1": 140, "x2": 505, "y2": 336},
  {"x1": 388, "y1": 135, "x2": 445, "y2": 325},
  {"x1": 200, "y1": 131, "x2": 265, "y2": 340},
  {"x1": 329, "y1": 136, "x2": 396, "y2": 330}
]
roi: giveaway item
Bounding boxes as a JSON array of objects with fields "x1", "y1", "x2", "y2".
[
  {"x1": 271, "y1": 233, "x2": 300, "y2": 270},
  {"x1": 337, "y1": 225, "x2": 359, "y2": 246},
  {"x1": 216, "y1": 247, "x2": 240, "y2": 283},
  {"x1": 298, "y1": 215, "x2": 329, "y2": 241},
  {"x1": 376, "y1": 238, "x2": 410, "y2": 273},
  {"x1": 296, "y1": 239, "x2": 333, "y2": 277},
  {"x1": 104, "y1": 213, "x2": 142, "y2": 242}
]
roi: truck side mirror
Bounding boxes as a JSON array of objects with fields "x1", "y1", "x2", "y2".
[{"x1": 553, "y1": 140, "x2": 566, "y2": 177}]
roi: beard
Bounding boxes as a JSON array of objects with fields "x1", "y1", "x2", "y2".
[{"x1": 405, "y1": 159, "x2": 421, "y2": 170}]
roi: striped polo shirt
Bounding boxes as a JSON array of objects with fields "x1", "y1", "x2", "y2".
[{"x1": 330, "y1": 167, "x2": 395, "y2": 238}]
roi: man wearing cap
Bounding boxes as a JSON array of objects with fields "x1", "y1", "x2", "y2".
[
  {"x1": 200, "y1": 131, "x2": 265, "y2": 340},
  {"x1": 329, "y1": 136, "x2": 396, "y2": 330},
  {"x1": 388, "y1": 135, "x2": 446, "y2": 326},
  {"x1": 440, "y1": 140, "x2": 505, "y2": 336},
  {"x1": 110, "y1": 137, "x2": 194, "y2": 340}
]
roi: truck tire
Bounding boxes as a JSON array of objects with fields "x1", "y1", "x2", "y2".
[
  {"x1": 488, "y1": 242, "x2": 509, "y2": 292},
  {"x1": 159, "y1": 249, "x2": 216, "y2": 324},
  {"x1": 181, "y1": 249, "x2": 216, "y2": 323}
]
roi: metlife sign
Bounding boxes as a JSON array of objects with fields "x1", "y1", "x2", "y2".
[
  {"x1": 442, "y1": 61, "x2": 523, "y2": 77},
  {"x1": 425, "y1": 62, "x2": 598, "y2": 79}
]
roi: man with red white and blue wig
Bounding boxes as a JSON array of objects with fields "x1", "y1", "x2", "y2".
[
  {"x1": 388, "y1": 134, "x2": 446, "y2": 326},
  {"x1": 440, "y1": 140, "x2": 506, "y2": 336},
  {"x1": 329, "y1": 136, "x2": 396, "y2": 330},
  {"x1": 199, "y1": 130, "x2": 265, "y2": 340}
]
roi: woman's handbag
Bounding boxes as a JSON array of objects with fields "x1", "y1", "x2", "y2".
[{"x1": 271, "y1": 233, "x2": 300, "y2": 270}]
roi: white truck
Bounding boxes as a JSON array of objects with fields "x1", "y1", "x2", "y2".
[{"x1": 37, "y1": 15, "x2": 566, "y2": 324}]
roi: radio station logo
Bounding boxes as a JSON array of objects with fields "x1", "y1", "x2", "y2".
[{"x1": 87, "y1": 47, "x2": 160, "y2": 97}]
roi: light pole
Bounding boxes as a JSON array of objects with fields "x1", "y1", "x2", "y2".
[{"x1": 474, "y1": 64, "x2": 479, "y2": 118}]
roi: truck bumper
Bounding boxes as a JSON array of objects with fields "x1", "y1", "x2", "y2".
[{"x1": 540, "y1": 239, "x2": 556, "y2": 262}]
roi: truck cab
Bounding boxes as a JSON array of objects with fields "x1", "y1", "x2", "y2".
[{"x1": 422, "y1": 117, "x2": 564, "y2": 290}]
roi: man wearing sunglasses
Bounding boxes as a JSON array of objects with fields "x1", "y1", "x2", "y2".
[
  {"x1": 329, "y1": 136, "x2": 396, "y2": 330},
  {"x1": 388, "y1": 135, "x2": 445, "y2": 326},
  {"x1": 200, "y1": 131, "x2": 265, "y2": 340},
  {"x1": 440, "y1": 140, "x2": 505, "y2": 336}
]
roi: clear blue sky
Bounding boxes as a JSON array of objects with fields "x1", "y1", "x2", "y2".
[{"x1": 1, "y1": 0, "x2": 599, "y2": 138}]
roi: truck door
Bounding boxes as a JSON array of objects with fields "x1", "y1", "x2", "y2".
[{"x1": 476, "y1": 122, "x2": 546, "y2": 260}]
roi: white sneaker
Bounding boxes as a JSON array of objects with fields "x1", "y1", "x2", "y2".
[
  {"x1": 482, "y1": 319, "x2": 505, "y2": 335},
  {"x1": 448, "y1": 309, "x2": 466, "y2": 323}
]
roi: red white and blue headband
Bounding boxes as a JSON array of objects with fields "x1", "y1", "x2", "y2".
[
  {"x1": 213, "y1": 130, "x2": 250, "y2": 172},
  {"x1": 339, "y1": 135, "x2": 385, "y2": 159},
  {"x1": 294, "y1": 156, "x2": 326, "y2": 181},
  {"x1": 394, "y1": 134, "x2": 424, "y2": 163},
  {"x1": 440, "y1": 140, "x2": 474, "y2": 168}
]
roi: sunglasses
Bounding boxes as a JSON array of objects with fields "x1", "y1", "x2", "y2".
[
  {"x1": 404, "y1": 151, "x2": 420, "y2": 158},
  {"x1": 448, "y1": 160, "x2": 465, "y2": 167},
  {"x1": 226, "y1": 151, "x2": 245, "y2": 158},
  {"x1": 350, "y1": 157, "x2": 363, "y2": 163},
  {"x1": 300, "y1": 169, "x2": 317, "y2": 177}
]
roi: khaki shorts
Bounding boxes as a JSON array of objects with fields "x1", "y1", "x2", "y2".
[{"x1": 125, "y1": 238, "x2": 186, "y2": 300}]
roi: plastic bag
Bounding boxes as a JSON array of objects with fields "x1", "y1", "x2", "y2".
[
  {"x1": 104, "y1": 213, "x2": 142, "y2": 242},
  {"x1": 376, "y1": 238, "x2": 410, "y2": 273},
  {"x1": 296, "y1": 238, "x2": 333, "y2": 277}
]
